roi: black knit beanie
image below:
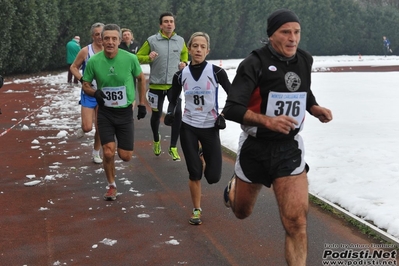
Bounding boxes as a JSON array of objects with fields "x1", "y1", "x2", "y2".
[{"x1": 267, "y1": 9, "x2": 300, "y2": 37}]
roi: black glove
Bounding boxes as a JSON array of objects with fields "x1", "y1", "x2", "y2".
[
  {"x1": 164, "y1": 112, "x2": 174, "y2": 126},
  {"x1": 0, "y1": 75, "x2": 3, "y2": 88},
  {"x1": 94, "y1": 90, "x2": 106, "y2": 106},
  {"x1": 214, "y1": 114, "x2": 226, "y2": 129},
  {"x1": 137, "y1": 105, "x2": 147, "y2": 120}
]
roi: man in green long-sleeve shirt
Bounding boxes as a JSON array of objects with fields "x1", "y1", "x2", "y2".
[{"x1": 137, "y1": 11, "x2": 188, "y2": 161}]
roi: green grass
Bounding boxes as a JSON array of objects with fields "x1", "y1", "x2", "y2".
[{"x1": 309, "y1": 195, "x2": 398, "y2": 248}]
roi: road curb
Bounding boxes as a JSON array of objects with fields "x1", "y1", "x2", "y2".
[
  {"x1": 310, "y1": 193, "x2": 399, "y2": 246},
  {"x1": 221, "y1": 145, "x2": 399, "y2": 246}
]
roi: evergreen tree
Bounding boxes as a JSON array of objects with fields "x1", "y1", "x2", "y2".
[
  {"x1": 3, "y1": 0, "x2": 399, "y2": 75},
  {"x1": 5, "y1": 0, "x2": 40, "y2": 73},
  {"x1": 33, "y1": 0, "x2": 60, "y2": 70},
  {"x1": 0, "y1": 0, "x2": 16, "y2": 72}
]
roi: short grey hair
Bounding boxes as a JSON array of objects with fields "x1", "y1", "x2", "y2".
[
  {"x1": 90, "y1": 22, "x2": 104, "y2": 36},
  {"x1": 187, "y1": 32, "x2": 210, "y2": 50},
  {"x1": 102, "y1": 24, "x2": 122, "y2": 39}
]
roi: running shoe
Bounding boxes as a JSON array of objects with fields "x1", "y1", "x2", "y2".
[
  {"x1": 189, "y1": 208, "x2": 202, "y2": 225},
  {"x1": 76, "y1": 128, "x2": 85, "y2": 139},
  {"x1": 153, "y1": 141, "x2": 161, "y2": 156},
  {"x1": 153, "y1": 134, "x2": 161, "y2": 156},
  {"x1": 104, "y1": 185, "x2": 117, "y2": 201},
  {"x1": 92, "y1": 154, "x2": 103, "y2": 164},
  {"x1": 168, "y1": 147, "x2": 181, "y2": 161}
]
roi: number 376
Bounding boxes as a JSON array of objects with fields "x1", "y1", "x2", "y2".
[{"x1": 274, "y1": 100, "x2": 300, "y2": 117}]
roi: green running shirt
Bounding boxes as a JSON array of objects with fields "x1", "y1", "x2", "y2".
[{"x1": 83, "y1": 49, "x2": 142, "y2": 108}]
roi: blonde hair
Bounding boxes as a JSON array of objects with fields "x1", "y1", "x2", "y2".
[
  {"x1": 121, "y1": 28, "x2": 132, "y2": 34},
  {"x1": 121, "y1": 28, "x2": 134, "y2": 39},
  {"x1": 187, "y1": 32, "x2": 210, "y2": 49}
]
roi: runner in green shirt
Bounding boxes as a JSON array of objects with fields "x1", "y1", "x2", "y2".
[{"x1": 82, "y1": 23, "x2": 148, "y2": 201}]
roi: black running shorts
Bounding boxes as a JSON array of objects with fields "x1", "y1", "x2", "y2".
[
  {"x1": 235, "y1": 132, "x2": 307, "y2": 187},
  {"x1": 97, "y1": 105, "x2": 134, "y2": 151}
]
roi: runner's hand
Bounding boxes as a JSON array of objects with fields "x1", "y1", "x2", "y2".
[
  {"x1": 267, "y1": 115, "x2": 297, "y2": 134},
  {"x1": 137, "y1": 105, "x2": 147, "y2": 120},
  {"x1": 94, "y1": 90, "x2": 106, "y2": 106},
  {"x1": 214, "y1": 113, "x2": 226, "y2": 129},
  {"x1": 164, "y1": 112, "x2": 174, "y2": 126},
  {"x1": 310, "y1": 105, "x2": 333, "y2": 123}
]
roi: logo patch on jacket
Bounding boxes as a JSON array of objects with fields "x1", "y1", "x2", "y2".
[{"x1": 285, "y1": 72, "x2": 301, "y2": 91}]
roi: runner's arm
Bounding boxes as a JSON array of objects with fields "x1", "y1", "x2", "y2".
[
  {"x1": 167, "y1": 71, "x2": 183, "y2": 113},
  {"x1": 136, "y1": 72, "x2": 147, "y2": 106},
  {"x1": 82, "y1": 82, "x2": 96, "y2": 96},
  {"x1": 214, "y1": 66, "x2": 231, "y2": 95},
  {"x1": 136, "y1": 41, "x2": 151, "y2": 64},
  {"x1": 180, "y1": 43, "x2": 189, "y2": 65},
  {"x1": 70, "y1": 47, "x2": 88, "y2": 81},
  {"x1": 81, "y1": 58, "x2": 96, "y2": 96}
]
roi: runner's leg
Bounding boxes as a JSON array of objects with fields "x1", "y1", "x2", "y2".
[
  {"x1": 229, "y1": 176, "x2": 262, "y2": 219},
  {"x1": 93, "y1": 107, "x2": 101, "y2": 152},
  {"x1": 167, "y1": 89, "x2": 182, "y2": 147},
  {"x1": 150, "y1": 90, "x2": 165, "y2": 142},
  {"x1": 273, "y1": 171, "x2": 308, "y2": 266},
  {"x1": 81, "y1": 106, "x2": 94, "y2": 132},
  {"x1": 103, "y1": 142, "x2": 116, "y2": 184}
]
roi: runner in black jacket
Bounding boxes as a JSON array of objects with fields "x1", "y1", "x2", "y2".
[
  {"x1": 119, "y1": 28, "x2": 141, "y2": 54},
  {"x1": 222, "y1": 9, "x2": 332, "y2": 266}
]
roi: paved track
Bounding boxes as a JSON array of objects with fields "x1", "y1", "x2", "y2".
[{"x1": 0, "y1": 74, "x2": 396, "y2": 265}]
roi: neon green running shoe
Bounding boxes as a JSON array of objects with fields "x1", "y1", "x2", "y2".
[
  {"x1": 189, "y1": 208, "x2": 202, "y2": 225},
  {"x1": 153, "y1": 133, "x2": 161, "y2": 156},
  {"x1": 168, "y1": 147, "x2": 181, "y2": 161},
  {"x1": 152, "y1": 141, "x2": 161, "y2": 156},
  {"x1": 153, "y1": 141, "x2": 161, "y2": 156}
]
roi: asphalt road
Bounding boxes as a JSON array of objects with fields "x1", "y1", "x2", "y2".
[{"x1": 0, "y1": 75, "x2": 397, "y2": 265}]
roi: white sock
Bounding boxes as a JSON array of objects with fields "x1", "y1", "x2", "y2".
[
  {"x1": 108, "y1": 182, "x2": 116, "y2": 188},
  {"x1": 92, "y1": 149, "x2": 100, "y2": 156}
]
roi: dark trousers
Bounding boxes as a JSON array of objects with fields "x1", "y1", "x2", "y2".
[
  {"x1": 67, "y1": 64, "x2": 78, "y2": 84},
  {"x1": 149, "y1": 89, "x2": 182, "y2": 147}
]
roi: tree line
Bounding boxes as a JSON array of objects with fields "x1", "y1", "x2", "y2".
[{"x1": 1, "y1": 0, "x2": 398, "y2": 75}]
